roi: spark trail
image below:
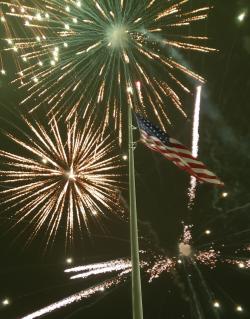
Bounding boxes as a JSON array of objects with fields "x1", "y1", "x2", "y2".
[{"x1": 188, "y1": 85, "x2": 202, "y2": 208}]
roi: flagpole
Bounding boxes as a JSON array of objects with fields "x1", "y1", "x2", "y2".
[{"x1": 128, "y1": 105, "x2": 143, "y2": 319}]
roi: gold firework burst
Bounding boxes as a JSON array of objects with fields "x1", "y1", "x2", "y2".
[{"x1": 0, "y1": 114, "x2": 123, "y2": 247}]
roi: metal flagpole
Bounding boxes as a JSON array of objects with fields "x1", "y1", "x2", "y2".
[{"x1": 128, "y1": 105, "x2": 143, "y2": 319}]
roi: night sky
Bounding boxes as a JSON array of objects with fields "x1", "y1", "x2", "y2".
[{"x1": 1, "y1": 1, "x2": 250, "y2": 319}]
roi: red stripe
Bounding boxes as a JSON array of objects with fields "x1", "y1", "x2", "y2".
[
  {"x1": 140, "y1": 132, "x2": 223, "y2": 186},
  {"x1": 143, "y1": 138, "x2": 206, "y2": 167}
]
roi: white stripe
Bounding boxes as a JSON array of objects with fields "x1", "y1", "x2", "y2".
[
  {"x1": 142, "y1": 133, "x2": 194, "y2": 157},
  {"x1": 167, "y1": 146, "x2": 194, "y2": 156},
  {"x1": 141, "y1": 130, "x2": 221, "y2": 183},
  {"x1": 142, "y1": 135, "x2": 206, "y2": 167},
  {"x1": 169, "y1": 138, "x2": 185, "y2": 146},
  {"x1": 200, "y1": 177, "x2": 222, "y2": 184},
  {"x1": 192, "y1": 168, "x2": 216, "y2": 177}
]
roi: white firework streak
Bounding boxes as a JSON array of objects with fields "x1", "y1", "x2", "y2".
[
  {"x1": 188, "y1": 85, "x2": 202, "y2": 208},
  {"x1": 21, "y1": 276, "x2": 125, "y2": 319},
  {"x1": 65, "y1": 258, "x2": 131, "y2": 279},
  {"x1": 21, "y1": 258, "x2": 138, "y2": 319}
]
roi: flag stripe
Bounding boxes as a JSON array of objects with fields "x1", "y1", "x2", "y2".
[
  {"x1": 142, "y1": 135, "x2": 219, "y2": 178},
  {"x1": 137, "y1": 115, "x2": 223, "y2": 186}
]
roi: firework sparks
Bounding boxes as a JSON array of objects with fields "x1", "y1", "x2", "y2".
[
  {"x1": 21, "y1": 277, "x2": 126, "y2": 319},
  {"x1": 188, "y1": 85, "x2": 202, "y2": 208},
  {"x1": 178, "y1": 225, "x2": 220, "y2": 268},
  {"x1": 19, "y1": 224, "x2": 250, "y2": 318},
  {"x1": 1, "y1": 1, "x2": 216, "y2": 141},
  {"x1": 65, "y1": 258, "x2": 132, "y2": 279},
  {"x1": 0, "y1": 114, "x2": 123, "y2": 246},
  {"x1": 147, "y1": 256, "x2": 176, "y2": 282},
  {"x1": 225, "y1": 259, "x2": 250, "y2": 269}
]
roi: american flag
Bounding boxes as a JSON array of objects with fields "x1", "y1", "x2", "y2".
[{"x1": 136, "y1": 114, "x2": 224, "y2": 186}]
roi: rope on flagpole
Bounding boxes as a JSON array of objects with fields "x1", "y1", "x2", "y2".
[{"x1": 128, "y1": 106, "x2": 143, "y2": 319}]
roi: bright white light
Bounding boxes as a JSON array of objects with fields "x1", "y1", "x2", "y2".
[
  {"x1": 1, "y1": 69, "x2": 6, "y2": 75},
  {"x1": 238, "y1": 12, "x2": 246, "y2": 22},
  {"x1": 67, "y1": 168, "x2": 75, "y2": 180},
  {"x1": 179, "y1": 242, "x2": 192, "y2": 257},
  {"x1": 66, "y1": 258, "x2": 73, "y2": 264},
  {"x1": 107, "y1": 25, "x2": 127, "y2": 48},
  {"x1": 42, "y1": 158, "x2": 48, "y2": 164},
  {"x1": 236, "y1": 305, "x2": 243, "y2": 312},
  {"x1": 205, "y1": 230, "x2": 211, "y2": 235},
  {"x1": 1, "y1": 16, "x2": 6, "y2": 22},
  {"x1": 192, "y1": 85, "x2": 202, "y2": 158},
  {"x1": 238, "y1": 263, "x2": 245, "y2": 269},
  {"x1": 213, "y1": 301, "x2": 220, "y2": 308},
  {"x1": 122, "y1": 154, "x2": 128, "y2": 161},
  {"x1": 92, "y1": 211, "x2": 98, "y2": 216},
  {"x1": 222, "y1": 192, "x2": 228, "y2": 198},
  {"x1": 127, "y1": 86, "x2": 133, "y2": 94},
  {"x1": 188, "y1": 85, "x2": 202, "y2": 207},
  {"x1": 35, "y1": 13, "x2": 42, "y2": 21},
  {"x1": 2, "y1": 298, "x2": 10, "y2": 306}
]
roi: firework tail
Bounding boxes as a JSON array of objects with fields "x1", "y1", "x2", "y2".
[
  {"x1": 188, "y1": 85, "x2": 202, "y2": 209},
  {"x1": 128, "y1": 106, "x2": 143, "y2": 319}
]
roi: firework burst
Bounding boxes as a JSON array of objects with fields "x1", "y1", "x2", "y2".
[
  {"x1": 63, "y1": 225, "x2": 250, "y2": 317},
  {"x1": 14, "y1": 222, "x2": 250, "y2": 318},
  {"x1": 0, "y1": 114, "x2": 123, "y2": 247},
  {"x1": 0, "y1": 0, "x2": 216, "y2": 143}
]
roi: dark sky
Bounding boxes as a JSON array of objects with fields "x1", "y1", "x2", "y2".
[{"x1": 1, "y1": 1, "x2": 250, "y2": 319}]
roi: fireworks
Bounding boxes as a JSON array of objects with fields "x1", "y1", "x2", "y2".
[
  {"x1": 65, "y1": 258, "x2": 132, "y2": 279},
  {"x1": 0, "y1": 0, "x2": 216, "y2": 142},
  {"x1": 0, "y1": 114, "x2": 123, "y2": 246},
  {"x1": 21, "y1": 277, "x2": 126, "y2": 319},
  {"x1": 15, "y1": 222, "x2": 250, "y2": 318},
  {"x1": 188, "y1": 85, "x2": 202, "y2": 208}
]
